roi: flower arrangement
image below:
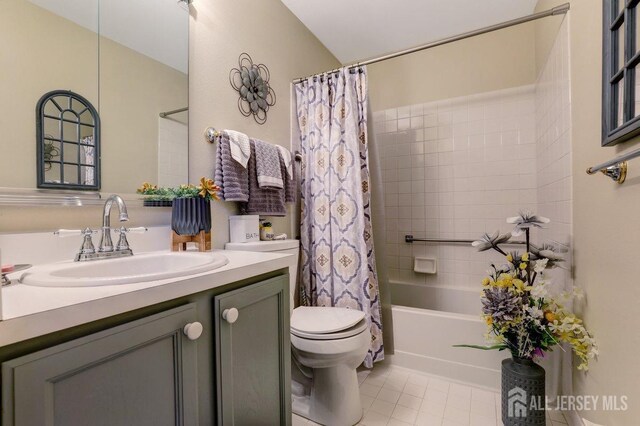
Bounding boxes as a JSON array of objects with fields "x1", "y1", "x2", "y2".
[
  {"x1": 137, "y1": 177, "x2": 221, "y2": 202},
  {"x1": 457, "y1": 212, "x2": 598, "y2": 371}
]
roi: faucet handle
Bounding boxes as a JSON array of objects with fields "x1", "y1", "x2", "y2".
[
  {"x1": 116, "y1": 227, "x2": 148, "y2": 234},
  {"x1": 114, "y1": 227, "x2": 146, "y2": 251},
  {"x1": 54, "y1": 228, "x2": 97, "y2": 238}
]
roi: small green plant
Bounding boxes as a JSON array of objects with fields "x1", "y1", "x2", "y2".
[{"x1": 137, "y1": 177, "x2": 221, "y2": 202}]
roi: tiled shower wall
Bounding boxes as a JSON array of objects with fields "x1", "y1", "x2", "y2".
[
  {"x1": 373, "y1": 87, "x2": 538, "y2": 288},
  {"x1": 535, "y1": 18, "x2": 572, "y2": 292},
  {"x1": 372, "y1": 19, "x2": 571, "y2": 291}
]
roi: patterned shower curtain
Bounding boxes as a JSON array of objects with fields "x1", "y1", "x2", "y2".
[{"x1": 295, "y1": 66, "x2": 383, "y2": 367}]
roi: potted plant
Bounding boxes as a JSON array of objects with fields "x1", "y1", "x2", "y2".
[
  {"x1": 456, "y1": 212, "x2": 597, "y2": 425},
  {"x1": 137, "y1": 183, "x2": 174, "y2": 207},
  {"x1": 170, "y1": 178, "x2": 220, "y2": 237},
  {"x1": 260, "y1": 221, "x2": 274, "y2": 241},
  {"x1": 137, "y1": 178, "x2": 221, "y2": 236}
]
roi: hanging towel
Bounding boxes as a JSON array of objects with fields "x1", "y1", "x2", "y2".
[
  {"x1": 253, "y1": 138, "x2": 284, "y2": 189},
  {"x1": 214, "y1": 132, "x2": 249, "y2": 202},
  {"x1": 242, "y1": 139, "x2": 296, "y2": 216},
  {"x1": 277, "y1": 145, "x2": 294, "y2": 179},
  {"x1": 225, "y1": 129, "x2": 251, "y2": 168}
]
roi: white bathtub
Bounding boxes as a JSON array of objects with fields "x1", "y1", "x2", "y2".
[{"x1": 389, "y1": 280, "x2": 508, "y2": 389}]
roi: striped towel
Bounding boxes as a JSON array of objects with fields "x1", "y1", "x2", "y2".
[
  {"x1": 253, "y1": 138, "x2": 284, "y2": 189},
  {"x1": 214, "y1": 132, "x2": 249, "y2": 202},
  {"x1": 225, "y1": 129, "x2": 251, "y2": 168},
  {"x1": 241, "y1": 140, "x2": 296, "y2": 216},
  {"x1": 277, "y1": 145, "x2": 293, "y2": 179}
]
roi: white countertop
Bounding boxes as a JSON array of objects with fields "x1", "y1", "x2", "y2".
[{"x1": 0, "y1": 249, "x2": 291, "y2": 347}]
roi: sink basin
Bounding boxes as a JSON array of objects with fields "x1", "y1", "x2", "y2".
[{"x1": 19, "y1": 252, "x2": 229, "y2": 287}]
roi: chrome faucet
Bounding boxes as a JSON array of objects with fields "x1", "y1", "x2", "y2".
[
  {"x1": 54, "y1": 194, "x2": 147, "y2": 262},
  {"x1": 99, "y1": 194, "x2": 129, "y2": 252}
]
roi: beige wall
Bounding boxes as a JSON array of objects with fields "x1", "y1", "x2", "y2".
[
  {"x1": 368, "y1": 23, "x2": 537, "y2": 111},
  {"x1": 0, "y1": 0, "x2": 338, "y2": 237},
  {"x1": 0, "y1": 1, "x2": 99, "y2": 189},
  {"x1": 188, "y1": 0, "x2": 339, "y2": 248},
  {"x1": 0, "y1": 1, "x2": 187, "y2": 194},
  {"x1": 99, "y1": 37, "x2": 188, "y2": 193},
  {"x1": 535, "y1": 0, "x2": 640, "y2": 424}
]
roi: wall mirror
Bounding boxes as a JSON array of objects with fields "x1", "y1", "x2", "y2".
[
  {"x1": 0, "y1": 0, "x2": 189, "y2": 199},
  {"x1": 37, "y1": 90, "x2": 101, "y2": 190},
  {"x1": 602, "y1": 0, "x2": 640, "y2": 146}
]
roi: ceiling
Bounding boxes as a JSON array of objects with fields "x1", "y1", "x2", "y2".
[
  {"x1": 29, "y1": 0, "x2": 188, "y2": 73},
  {"x1": 280, "y1": 0, "x2": 539, "y2": 64}
]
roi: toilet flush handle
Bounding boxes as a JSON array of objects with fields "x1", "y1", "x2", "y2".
[{"x1": 222, "y1": 308, "x2": 239, "y2": 324}]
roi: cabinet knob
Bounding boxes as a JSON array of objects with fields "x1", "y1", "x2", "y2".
[
  {"x1": 183, "y1": 322, "x2": 203, "y2": 340},
  {"x1": 222, "y1": 308, "x2": 239, "y2": 324}
]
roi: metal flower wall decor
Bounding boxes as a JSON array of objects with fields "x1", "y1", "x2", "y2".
[{"x1": 229, "y1": 53, "x2": 276, "y2": 124}]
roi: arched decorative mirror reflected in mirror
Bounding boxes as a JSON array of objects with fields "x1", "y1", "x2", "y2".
[{"x1": 36, "y1": 90, "x2": 101, "y2": 190}]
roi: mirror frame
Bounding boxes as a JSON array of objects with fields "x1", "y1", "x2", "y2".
[{"x1": 36, "y1": 90, "x2": 101, "y2": 191}]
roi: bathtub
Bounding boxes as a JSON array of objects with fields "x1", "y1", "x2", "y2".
[{"x1": 388, "y1": 280, "x2": 508, "y2": 389}]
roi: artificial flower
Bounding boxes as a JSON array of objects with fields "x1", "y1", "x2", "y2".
[
  {"x1": 531, "y1": 243, "x2": 565, "y2": 268},
  {"x1": 472, "y1": 231, "x2": 511, "y2": 251},
  {"x1": 507, "y1": 211, "x2": 550, "y2": 236},
  {"x1": 482, "y1": 287, "x2": 522, "y2": 323},
  {"x1": 197, "y1": 177, "x2": 221, "y2": 201},
  {"x1": 137, "y1": 182, "x2": 157, "y2": 194},
  {"x1": 459, "y1": 212, "x2": 596, "y2": 370},
  {"x1": 533, "y1": 258, "x2": 549, "y2": 274}
]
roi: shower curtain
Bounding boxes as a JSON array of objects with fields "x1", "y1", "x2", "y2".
[{"x1": 295, "y1": 66, "x2": 383, "y2": 367}]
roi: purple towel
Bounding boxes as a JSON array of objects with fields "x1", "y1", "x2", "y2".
[
  {"x1": 253, "y1": 138, "x2": 284, "y2": 189},
  {"x1": 241, "y1": 140, "x2": 296, "y2": 216},
  {"x1": 214, "y1": 132, "x2": 249, "y2": 202}
]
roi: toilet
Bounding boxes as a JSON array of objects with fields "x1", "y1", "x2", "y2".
[{"x1": 225, "y1": 239, "x2": 370, "y2": 426}]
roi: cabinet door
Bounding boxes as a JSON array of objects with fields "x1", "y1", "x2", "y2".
[
  {"x1": 215, "y1": 275, "x2": 291, "y2": 426},
  {"x1": 2, "y1": 304, "x2": 199, "y2": 426}
]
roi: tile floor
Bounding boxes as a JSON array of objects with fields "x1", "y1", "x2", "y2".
[{"x1": 292, "y1": 364, "x2": 570, "y2": 426}]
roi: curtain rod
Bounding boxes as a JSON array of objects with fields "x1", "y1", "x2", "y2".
[
  {"x1": 293, "y1": 3, "x2": 570, "y2": 84},
  {"x1": 159, "y1": 107, "x2": 188, "y2": 118}
]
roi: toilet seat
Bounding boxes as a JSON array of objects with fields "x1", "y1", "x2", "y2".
[
  {"x1": 291, "y1": 306, "x2": 365, "y2": 333},
  {"x1": 291, "y1": 318, "x2": 368, "y2": 340},
  {"x1": 290, "y1": 306, "x2": 367, "y2": 340}
]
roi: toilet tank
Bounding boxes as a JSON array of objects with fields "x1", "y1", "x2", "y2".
[{"x1": 224, "y1": 240, "x2": 300, "y2": 311}]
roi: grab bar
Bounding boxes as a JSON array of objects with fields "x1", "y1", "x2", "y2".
[
  {"x1": 585, "y1": 146, "x2": 640, "y2": 184},
  {"x1": 405, "y1": 235, "x2": 526, "y2": 245}
]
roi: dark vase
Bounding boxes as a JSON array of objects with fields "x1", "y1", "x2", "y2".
[
  {"x1": 171, "y1": 197, "x2": 211, "y2": 236},
  {"x1": 501, "y1": 357, "x2": 546, "y2": 425}
]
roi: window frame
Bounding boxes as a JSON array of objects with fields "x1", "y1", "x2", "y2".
[{"x1": 603, "y1": 0, "x2": 640, "y2": 146}]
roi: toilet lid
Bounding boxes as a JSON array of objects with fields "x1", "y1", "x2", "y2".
[
  {"x1": 291, "y1": 318, "x2": 368, "y2": 340},
  {"x1": 291, "y1": 306, "x2": 366, "y2": 334}
]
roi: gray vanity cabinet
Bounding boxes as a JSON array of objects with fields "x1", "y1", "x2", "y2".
[
  {"x1": 1, "y1": 304, "x2": 199, "y2": 426},
  {"x1": 214, "y1": 276, "x2": 291, "y2": 426}
]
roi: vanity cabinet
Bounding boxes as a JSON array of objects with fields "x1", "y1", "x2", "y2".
[
  {"x1": 0, "y1": 273, "x2": 291, "y2": 426},
  {"x1": 1, "y1": 304, "x2": 199, "y2": 426},
  {"x1": 214, "y1": 276, "x2": 291, "y2": 425}
]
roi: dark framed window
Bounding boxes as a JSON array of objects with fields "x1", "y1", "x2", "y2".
[
  {"x1": 603, "y1": 0, "x2": 640, "y2": 146},
  {"x1": 36, "y1": 90, "x2": 101, "y2": 190}
]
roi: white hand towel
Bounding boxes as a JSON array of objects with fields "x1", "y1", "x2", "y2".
[
  {"x1": 225, "y1": 130, "x2": 251, "y2": 168},
  {"x1": 277, "y1": 145, "x2": 293, "y2": 179}
]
